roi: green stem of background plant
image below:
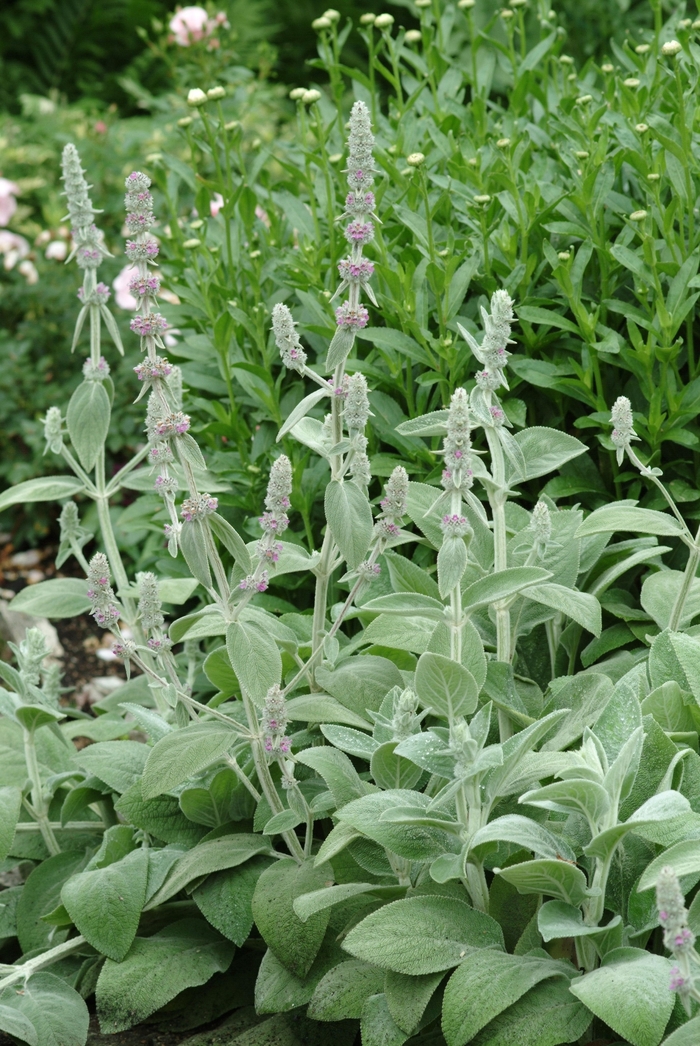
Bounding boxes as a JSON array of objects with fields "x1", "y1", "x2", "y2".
[{"x1": 23, "y1": 727, "x2": 60, "y2": 855}]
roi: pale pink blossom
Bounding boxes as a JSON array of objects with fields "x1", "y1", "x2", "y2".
[
  {"x1": 0, "y1": 230, "x2": 29, "y2": 270},
  {"x1": 255, "y1": 204, "x2": 270, "y2": 228},
  {"x1": 210, "y1": 192, "x2": 224, "y2": 217},
  {"x1": 113, "y1": 264, "x2": 138, "y2": 310},
  {"x1": 169, "y1": 6, "x2": 209, "y2": 44},
  {"x1": 0, "y1": 178, "x2": 20, "y2": 227},
  {"x1": 18, "y1": 259, "x2": 39, "y2": 284},
  {"x1": 45, "y1": 240, "x2": 67, "y2": 261}
]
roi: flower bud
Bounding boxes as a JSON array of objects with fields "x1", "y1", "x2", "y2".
[
  {"x1": 474, "y1": 194, "x2": 491, "y2": 204},
  {"x1": 406, "y1": 152, "x2": 425, "y2": 166},
  {"x1": 661, "y1": 40, "x2": 682, "y2": 56},
  {"x1": 635, "y1": 123, "x2": 649, "y2": 133},
  {"x1": 647, "y1": 172, "x2": 660, "y2": 181},
  {"x1": 610, "y1": 395, "x2": 639, "y2": 464},
  {"x1": 323, "y1": 8, "x2": 341, "y2": 21},
  {"x1": 178, "y1": 116, "x2": 194, "y2": 127},
  {"x1": 374, "y1": 13, "x2": 395, "y2": 28},
  {"x1": 187, "y1": 88, "x2": 208, "y2": 107},
  {"x1": 360, "y1": 12, "x2": 376, "y2": 23},
  {"x1": 312, "y1": 16, "x2": 332, "y2": 29},
  {"x1": 289, "y1": 87, "x2": 306, "y2": 100},
  {"x1": 415, "y1": 0, "x2": 431, "y2": 6},
  {"x1": 458, "y1": 0, "x2": 475, "y2": 6},
  {"x1": 183, "y1": 238, "x2": 201, "y2": 248},
  {"x1": 207, "y1": 85, "x2": 226, "y2": 99},
  {"x1": 630, "y1": 209, "x2": 648, "y2": 221},
  {"x1": 404, "y1": 29, "x2": 422, "y2": 43},
  {"x1": 496, "y1": 137, "x2": 511, "y2": 147},
  {"x1": 43, "y1": 406, "x2": 64, "y2": 455},
  {"x1": 601, "y1": 63, "x2": 613, "y2": 72},
  {"x1": 623, "y1": 77, "x2": 640, "y2": 87},
  {"x1": 302, "y1": 89, "x2": 322, "y2": 104},
  {"x1": 635, "y1": 44, "x2": 650, "y2": 54}
]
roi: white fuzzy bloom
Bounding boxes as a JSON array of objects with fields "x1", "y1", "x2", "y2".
[{"x1": 610, "y1": 396, "x2": 639, "y2": 463}]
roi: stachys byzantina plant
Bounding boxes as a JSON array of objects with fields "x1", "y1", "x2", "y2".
[{"x1": 1, "y1": 99, "x2": 700, "y2": 1046}]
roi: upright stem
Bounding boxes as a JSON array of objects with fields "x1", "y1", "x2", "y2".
[
  {"x1": 669, "y1": 528, "x2": 700, "y2": 632},
  {"x1": 450, "y1": 489, "x2": 463, "y2": 662},
  {"x1": 484, "y1": 427, "x2": 513, "y2": 740},
  {"x1": 241, "y1": 692, "x2": 304, "y2": 863},
  {"x1": 23, "y1": 729, "x2": 60, "y2": 856},
  {"x1": 0, "y1": 936, "x2": 87, "y2": 991}
]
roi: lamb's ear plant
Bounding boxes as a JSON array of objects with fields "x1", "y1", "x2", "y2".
[{"x1": 3, "y1": 61, "x2": 700, "y2": 1046}]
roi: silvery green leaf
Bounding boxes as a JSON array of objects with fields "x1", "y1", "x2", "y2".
[
  {"x1": 483, "y1": 709, "x2": 569, "y2": 802},
  {"x1": 415, "y1": 652, "x2": 479, "y2": 719},
  {"x1": 496, "y1": 858, "x2": 590, "y2": 906},
  {"x1": 463, "y1": 567, "x2": 552, "y2": 611},
  {"x1": 209, "y1": 513, "x2": 252, "y2": 573},
  {"x1": 70, "y1": 304, "x2": 88, "y2": 352},
  {"x1": 577, "y1": 503, "x2": 685, "y2": 538},
  {"x1": 469, "y1": 814, "x2": 576, "y2": 862},
  {"x1": 442, "y1": 951, "x2": 572, "y2": 1046},
  {"x1": 66, "y1": 380, "x2": 111, "y2": 472},
  {"x1": 226, "y1": 619, "x2": 281, "y2": 706},
  {"x1": 297, "y1": 747, "x2": 369, "y2": 807},
  {"x1": 362, "y1": 593, "x2": 444, "y2": 618},
  {"x1": 290, "y1": 417, "x2": 329, "y2": 458},
  {"x1": 523, "y1": 583, "x2": 601, "y2": 635},
  {"x1": 326, "y1": 326, "x2": 355, "y2": 370},
  {"x1": 437, "y1": 538, "x2": 468, "y2": 598},
  {"x1": 179, "y1": 519, "x2": 212, "y2": 589},
  {"x1": 9, "y1": 578, "x2": 90, "y2": 619},
  {"x1": 293, "y1": 883, "x2": 395, "y2": 923},
  {"x1": 0, "y1": 787, "x2": 21, "y2": 863},
  {"x1": 100, "y1": 305, "x2": 124, "y2": 354},
  {"x1": 324, "y1": 479, "x2": 373, "y2": 570},
  {"x1": 585, "y1": 790, "x2": 691, "y2": 861},
  {"x1": 176, "y1": 432, "x2": 207, "y2": 471},
  {"x1": 0, "y1": 973, "x2": 89, "y2": 1046},
  {"x1": 507, "y1": 427, "x2": 587, "y2": 482},
  {"x1": 361, "y1": 993, "x2": 409, "y2": 1046},
  {"x1": 568, "y1": 948, "x2": 674, "y2": 1046},
  {"x1": 277, "y1": 387, "x2": 330, "y2": 441},
  {"x1": 520, "y1": 778, "x2": 610, "y2": 827},
  {"x1": 289, "y1": 697, "x2": 372, "y2": 730},
  {"x1": 661, "y1": 1016, "x2": 700, "y2": 1046},
  {"x1": 362, "y1": 613, "x2": 438, "y2": 655},
  {"x1": 370, "y1": 741, "x2": 423, "y2": 790},
  {"x1": 243, "y1": 539, "x2": 320, "y2": 577},
  {"x1": 394, "y1": 731, "x2": 455, "y2": 777},
  {"x1": 641, "y1": 571, "x2": 700, "y2": 630},
  {"x1": 637, "y1": 837, "x2": 700, "y2": 892},
  {"x1": 395, "y1": 410, "x2": 450, "y2": 437},
  {"x1": 538, "y1": 901, "x2": 622, "y2": 943},
  {"x1": 342, "y1": 895, "x2": 504, "y2": 974},
  {"x1": 308, "y1": 960, "x2": 385, "y2": 1021},
  {"x1": 320, "y1": 724, "x2": 380, "y2": 759},
  {"x1": 336, "y1": 790, "x2": 455, "y2": 861}
]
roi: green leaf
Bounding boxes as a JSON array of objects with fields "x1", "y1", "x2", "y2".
[
  {"x1": 463, "y1": 568, "x2": 552, "y2": 611},
  {"x1": 385, "y1": 550, "x2": 441, "y2": 599},
  {"x1": 251, "y1": 858, "x2": 331, "y2": 978},
  {"x1": 510, "y1": 428, "x2": 587, "y2": 481},
  {"x1": 661, "y1": 1016, "x2": 700, "y2": 1045},
  {"x1": 0, "y1": 1003, "x2": 38, "y2": 1046},
  {"x1": 538, "y1": 900, "x2": 622, "y2": 943},
  {"x1": 415, "y1": 652, "x2": 479, "y2": 719},
  {"x1": 146, "y1": 834, "x2": 273, "y2": 909},
  {"x1": 642, "y1": 574, "x2": 700, "y2": 630},
  {"x1": 96, "y1": 918, "x2": 234, "y2": 1033},
  {"x1": 141, "y1": 723, "x2": 235, "y2": 799},
  {"x1": 362, "y1": 593, "x2": 444, "y2": 619},
  {"x1": 321, "y1": 724, "x2": 379, "y2": 759},
  {"x1": 61, "y1": 848, "x2": 148, "y2": 961},
  {"x1": 326, "y1": 326, "x2": 356, "y2": 370},
  {"x1": 438, "y1": 538, "x2": 468, "y2": 598},
  {"x1": 520, "y1": 779, "x2": 610, "y2": 825},
  {"x1": 308, "y1": 959, "x2": 385, "y2": 1021},
  {"x1": 0, "y1": 477, "x2": 84, "y2": 513},
  {"x1": 226, "y1": 620, "x2": 281, "y2": 706},
  {"x1": 316, "y1": 656, "x2": 404, "y2": 718},
  {"x1": 0, "y1": 786, "x2": 21, "y2": 862},
  {"x1": 442, "y1": 951, "x2": 569, "y2": 1046},
  {"x1": 324, "y1": 480, "x2": 373, "y2": 570},
  {"x1": 469, "y1": 976, "x2": 591, "y2": 1046},
  {"x1": 16, "y1": 850, "x2": 88, "y2": 952},
  {"x1": 194, "y1": 855, "x2": 270, "y2": 945},
  {"x1": 66, "y1": 380, "x2": 111, "y2": 472},
  {"x1": 277, "y1": 388, "x2": 329, "y2": 441},
  {"x1": 8, "y1": 579, "x2": 90, "y2": 619},
  {"x1": 115, "y1": 781, "x2": 206, "y2": 846},
  {"x1": 361, "y1": 993, "x2": 409, "y2": 1046},
  {"x1": 396, "y1": 410, "x2": 450, "y2": 438},
  {"x1": 495, "y1": 859, "x2": 590, "y2": 906},
  {"x1": 337, "y1": 791, "x2": 456, "y2": 862},
  {"x1": 0, "y1": 972, "x2": 88, "y2": 1046},
  {"x1": 293, "y1": 882, "x2": 385, "y2": 922},
  {"x1": 286, "y1": 694, "x2": 371, "y2": 729},
  {"x1": 577, "y1": 504, "x2": 685, "y2": 538},
  {"x1": 569, "y1": 948, "x2": 673, "y2": 1046},
  {"x1": 469, "y1": 815, "x2": 576, "y2": 863},
  {"x1": 76, "y1": 740, "x2": 149, "y2": 794},
  {"x1": 208, "y1": 513, "x2": 252, "y2": 573},
  {"x1": 179, "y1": 518, "x2": 212, "y2": 589},
  {"x1": 384, "y1": 970, "x2": 443, "y2": 1035},
  {"x1": 637, "y1": 838, "x2": 700, "y2": 892},
  {"x1": 254, "y1": 940, "x2": 344, "y2": 1015},
  {"x1": 297, "y1": 745, "x2": 369, "y2": 807},
  {"x1": 371, "y1": 741, "x2": 424, "y2": 790},
  {"x1": 585, "y1": 790, "x2": 690, "y2": 861},
  {"x1": 342, "y1": 895, "x2": 504, "y2": 974},
  {"x1": 517, "y1": 306, "x2": 582, "y2": 336},
  {"x1": 523, "y1": 583, "x2": 601, "y2": 635}
]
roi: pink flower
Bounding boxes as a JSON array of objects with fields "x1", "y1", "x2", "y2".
[
  {"x1": 0, "y1": 178, "x2": 20, "y2": 228},
  {"x1": 210, "y1": 192, "x2": 224, "y2": 217},
  {"x1": 45, "y1": 240, "x2": 67, "y2": 261},
  {"x1": 169, "y1": 5, "x2": 209, "y2": 45},
  {"x1": 18, "y1": 259, "x2": 39, "y2": 284},
  {"x1": 113, "y1": 264, "x2": 138, "y2": 310},
  {"x1": 0, "y1": 230, "x2": 29, "y2": 270},
  {"x1": 94, "y1": 120, "x2": 107, "y2": 134}
]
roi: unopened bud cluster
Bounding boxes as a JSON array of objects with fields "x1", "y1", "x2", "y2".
[
  {"x1": 335, "y1": 102, "x2": 377, "y2": 335},
  {"x1": 272, "y1": 303, "x2": 308, "y2": 373},
  {"x1": 61, "y1": 144, "x2": 109, "y2": 272},
  {"x1": 441, "y1": 388, "x2": 473, "y2": 494},
  {"x1": 137, "y1": 571, "x2": 172, "y2": 656},
  {"x1": 656, "y1": 866, "x2": 700, "y2": 1009},
  {"x1": 529, "y1": 500, "x2": 552, "y2": 557},
  {"x1": 86, "y1": 553, "x2": 121, "y2": 629},
  {"x1": 610, "y1": 396, "x2": 639, "y2": 464},
  {"x1": 375, "y1": 465, "x2": 408, "y2": 541}
]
